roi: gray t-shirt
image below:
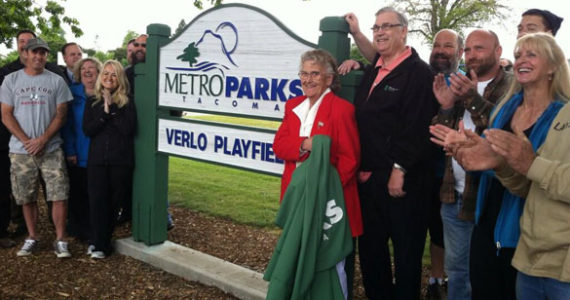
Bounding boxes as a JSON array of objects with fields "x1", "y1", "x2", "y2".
[{"x1": 0, "y1": 69, "x2": 73, "y2": 154}]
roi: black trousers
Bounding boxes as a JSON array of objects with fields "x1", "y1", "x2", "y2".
[
  {"x1": 67, "y1": 166, "x2": 91, "y2": 242},
  {"x1": 470, "y1": 177, "x2": 517, "y2": 300},
  {"x1": 0, "y1": 150, "x2": 10, "y2": 237},
  {"x1": 88, "y1": 165, "x2": 132, "y2": 255},
  {"x1": 119, "y1": 170, "x2": 133, "y2": 222},
  {"x1": 1, "y1": 149, "x2": 25, "y2": 235},
  {"x1": 358, "y1": 170, "x2": 431, "y2": 300},
  {"x1": 427, "y1": 177, "x2": 444, "y2": 248},
  {"x1": 470, "y1": 223, "x2": 517, "y2": 300},
  {"x1": 346, "y1": 238, "x2": 356, "y2": 300},
  {"x1": 0, "y1": 194, "x2": 10, "y2": 238}
]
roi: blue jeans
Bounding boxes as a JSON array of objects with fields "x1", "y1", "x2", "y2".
[
  {"x1": 441, "y1": 193, "x2": 474, "y2": 300},
  {"x1": 517, "y1": 271, "x2": 570, "y2": 300}
]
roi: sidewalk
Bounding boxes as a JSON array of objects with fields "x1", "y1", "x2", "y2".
[{"x1": 116, "y1": 237, "x2": 268, "y2": 300}]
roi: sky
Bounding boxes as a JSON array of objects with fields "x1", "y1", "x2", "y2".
[{"x1": 2, "y1": 0, "x2": 570, "y2": 63}]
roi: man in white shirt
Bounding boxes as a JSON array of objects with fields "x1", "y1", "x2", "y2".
[
  {"x1": 431, "y1": 29, "x2": 512, "y2": 300},
  {"x1": 59, "y1": 42, "x2": 83, "y2": 84}
]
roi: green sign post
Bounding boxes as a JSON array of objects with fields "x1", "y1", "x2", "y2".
[
  {"x1": 132, "y1": 24, "x2": 171, "y2": 244},
  {"x1": 132, "y1": 5, "x2": 362, "y2": 246}
]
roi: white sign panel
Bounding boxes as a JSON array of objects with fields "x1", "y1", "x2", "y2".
[
  {"x1": 158, "y1": 119, "x2": 284, "y2": 175},
  {"x1": 158, "y1": 5, "x2": 315, "y2": 120}
]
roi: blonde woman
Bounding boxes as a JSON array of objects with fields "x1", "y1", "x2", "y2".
[{"x1": 82, "y1": 60, "x2": 136, "y2": 259}]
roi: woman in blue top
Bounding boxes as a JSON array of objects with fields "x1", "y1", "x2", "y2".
[
  {"x1": 431, "y1": 33, "x2": 565, "y2": 300},
  {"x1": 61, "y1": 57, "x2": 102, "y2": 245}
]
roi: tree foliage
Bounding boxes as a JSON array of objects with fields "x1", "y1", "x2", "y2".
[
  {"x1": 42, "y1": 26, "x2": 68, "y2": 62},
  {"x1": 393, "y1": 0, "x2": 508, "y2": 44},
  {"x1": 175, "y1": 19, "x2": 187, "y2": 36},
  {"x1": 112, "y1": 47, "x2": 128, "y2": 65},
  {"x1": 192, "y1": 0, "x2": 311, "y2": 9},
  {"x1": 122, "y1": 30, "x2": 140, "y2": 47},
  {"x1": 92, "y1": 50, "x2": 114, "y2": 64},
  {"x1": 0, "y1": 0, "x2": 82, "y2": 49},
  {"x1": 192, "y1": 0, "x2": 223, "y2": 10},
  {"x1": 83, "y1": 48, "x2": 96, "y2": 58},
  {"x1": 0, "y1": 52, "x2": 20, "y2": 67},
  {"x1": 349, "y1": 44, "x2": 369, "y2": 65}
]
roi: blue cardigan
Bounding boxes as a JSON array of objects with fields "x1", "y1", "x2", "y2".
[
  {"x1": 475, "y1": 91, "x2": 564, "y2": 250},
  {"x1": 61, "y1": 83, "x2": 90, "y2": 168}
]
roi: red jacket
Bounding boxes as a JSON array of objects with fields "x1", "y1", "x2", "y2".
[{"x1": 273, "y1": 92, "x2": 363, "y2": 237}]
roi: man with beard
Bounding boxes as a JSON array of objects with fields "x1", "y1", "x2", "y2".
[
  {"x1": 430, "y1": 30, "x2": 464, "y2": 78},
  {"x1": 126, "y1": 39, "x2": 136, "y2": 66},
  {"x1": 125, "y1": 34, "x2": 147, "y2": 96},
  {"x1": 443, "y1": 29, "x2": 511, "y2": 128},
  {"x1": 425, "y1": 29, "x2": 464, "y2": 300},
  {"x1": 119, "y1": 34, "x2": 147, "y2": 226},
  {"x1": 431, "y1": 29, "x2": 512, "y2": 300}
]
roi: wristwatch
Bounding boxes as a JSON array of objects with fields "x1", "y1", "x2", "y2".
[{"x1": 393, "y1": 162, "x2": 407, "y2": 174}]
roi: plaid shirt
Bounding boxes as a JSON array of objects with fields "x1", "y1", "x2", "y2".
[{"x1": 433, "y1": 68, "x2": 512, "y2": 221}]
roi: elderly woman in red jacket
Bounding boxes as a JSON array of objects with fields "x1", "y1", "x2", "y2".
[{"x1": 273, "y1": 49, "x2": 362, "y2": 296}]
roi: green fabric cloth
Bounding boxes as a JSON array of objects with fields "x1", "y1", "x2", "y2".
[{"x1": 264, "y1": 135, "x2": 353, "y2": 300}]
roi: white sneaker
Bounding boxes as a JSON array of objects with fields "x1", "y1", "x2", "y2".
[
  {"x1": 53, "y1": 240, "x2": 71, "y2": 258},
  {"x1": 90, "y1": 251, "x2": 105, "y2": 259},
  {"x1": 86, "y1": 245, "x2": 95, "y2": 255},
  {"x1": 17, "y1": 239, "x2": 38, "y2": 257}
]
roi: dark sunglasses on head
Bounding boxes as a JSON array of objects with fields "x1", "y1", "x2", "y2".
[{"x1": 133, "y1": 42, "x2": 146, "y2": 47}]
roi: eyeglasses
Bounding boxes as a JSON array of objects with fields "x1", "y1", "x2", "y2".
[
  {"x1": 298, "y1": 71, "x2": 322, "y2": 79},
  {"x1": 133, "y1": 42, "x2": 146, "y2": 48},
  {"x1": 371, "y1": 23, "x2": 403, "y2": 32}
]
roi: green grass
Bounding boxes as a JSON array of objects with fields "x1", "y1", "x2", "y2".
[
  {"x1": 169, "y1": 114, "x2": 434, "y2": 266},
  {"x1": 423, "y1": 237, "x2": 433, "y2": 266},
  {"x1": 168, "y1": 156, "x2": 434, "y2": 265},
  {"x1": 168, "y1": 157, "x2": 281, "y2": 228}
]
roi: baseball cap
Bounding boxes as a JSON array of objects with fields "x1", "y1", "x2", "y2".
[{"x1": 25, "y1": 38, "x2": 50, "y2": 51}]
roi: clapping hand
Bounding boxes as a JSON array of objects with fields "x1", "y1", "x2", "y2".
[
  {"x1": 449, "y1": 69, "x2": 478, "y2": 98},
  {"x1": 433, "y1": 73, "x2": 457, "y2": 110},
  {"x1": 102, "y1": 89, "x2": 112, "y2": 114},
  {"x1": 454, "y1": 129, "x2": 503, "y2": 171},
  {"x1": 484, "y1": 127, "x2": 536, "y2": 175},
  {"x1": 429, "y1": 120, "x2": 468, "y2": 155}
]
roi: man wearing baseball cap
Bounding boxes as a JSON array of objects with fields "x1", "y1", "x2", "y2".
[
  {"x1": 0, "y1": 31, "x2": 68, "y2": 245},
  {"x1": 0, "y1": 38, "x2": 74, "y2": 258}
]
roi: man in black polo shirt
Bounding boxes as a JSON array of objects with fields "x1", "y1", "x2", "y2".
[{"x1": 348, "y1": 7, "x2": 437, "y2": 299}]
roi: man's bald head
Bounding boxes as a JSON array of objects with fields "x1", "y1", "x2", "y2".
[
  {"x1": 464, "y1": 29, "x2": 502, "y2": 80},
  {"x1": 430, "y1": 29, "x2": 464, "y2": 73}
]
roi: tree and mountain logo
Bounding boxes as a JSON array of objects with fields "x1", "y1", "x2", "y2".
[{"x1": 168, "y1": 22, "x2": 238, "y2": 76}]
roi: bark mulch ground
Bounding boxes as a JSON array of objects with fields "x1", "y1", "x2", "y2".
[{"x1": 1, "y1": 203, "x2": 428, "y2": 299}]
